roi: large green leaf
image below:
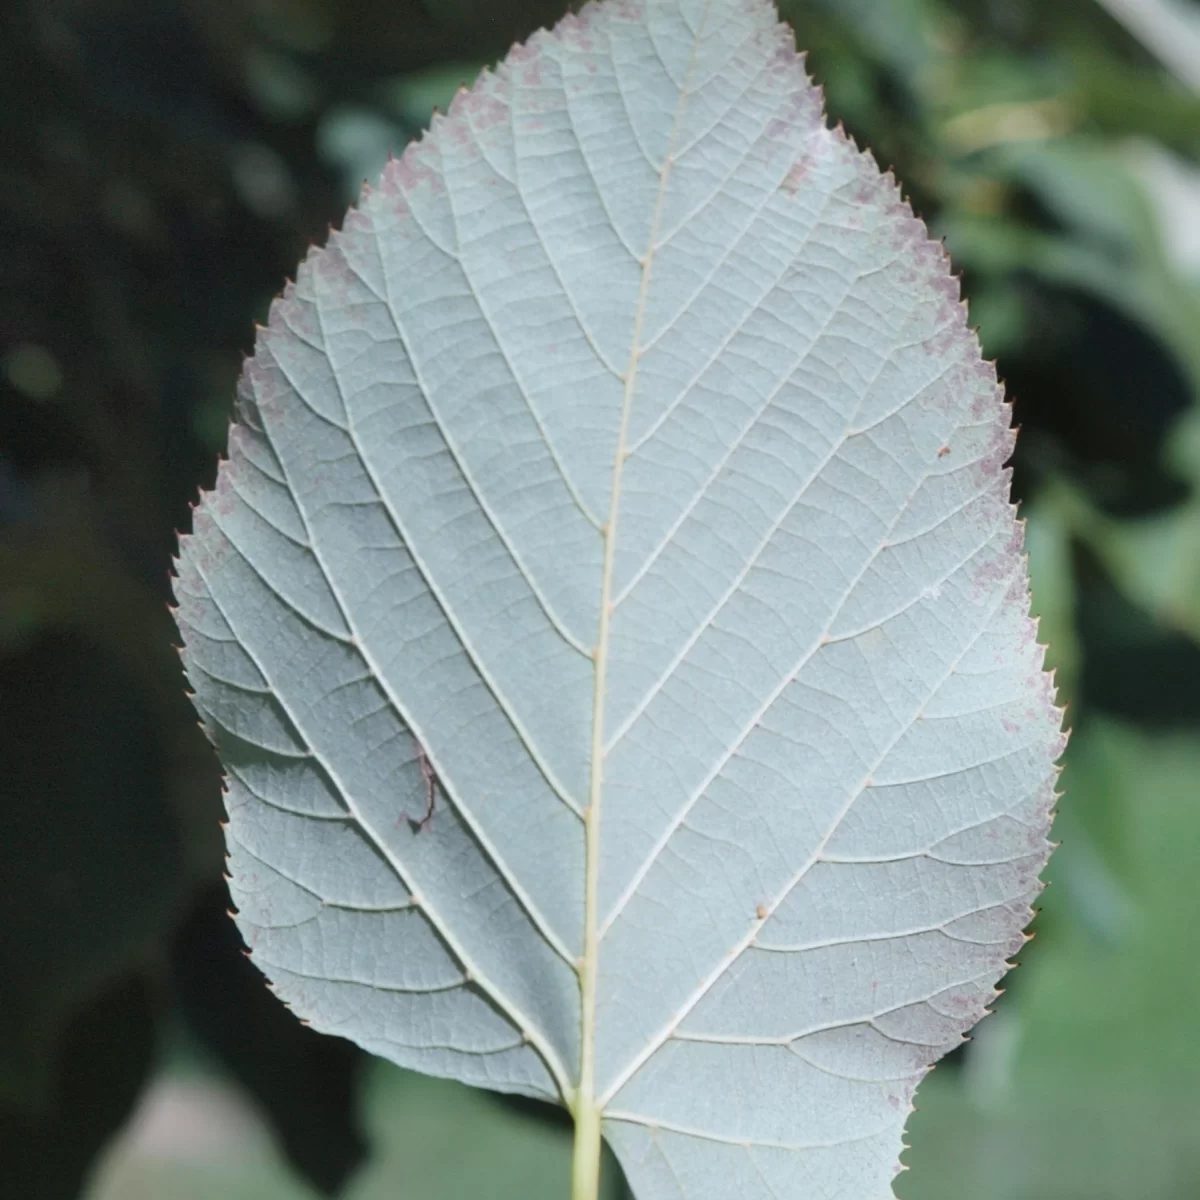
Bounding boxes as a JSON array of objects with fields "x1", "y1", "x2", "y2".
[{"x1": 173, "y1": 1, "x2": 1064, "y2": 1195}]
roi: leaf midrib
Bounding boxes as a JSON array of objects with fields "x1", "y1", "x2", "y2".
[{"x1": 579, "y1": 0, "x2": 715, "y2": 1131}]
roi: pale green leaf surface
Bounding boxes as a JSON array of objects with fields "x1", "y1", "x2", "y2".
[{"x1": 174, "y1": 1, "x2": 1063, "y2": 1195}]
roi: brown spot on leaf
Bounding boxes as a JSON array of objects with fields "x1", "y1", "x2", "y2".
[{"x1": 782, "y1": 157, "x2": 810, "y2": 195}]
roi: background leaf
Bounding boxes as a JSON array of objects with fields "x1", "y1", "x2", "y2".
[{"x1": 901, "y1": 721, "x2": 1200, "y2": 1199}]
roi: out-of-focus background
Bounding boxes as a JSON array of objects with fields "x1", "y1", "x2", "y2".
[{"x1": 2, "y1": 0, "x2": 1199, "y2": 1196}]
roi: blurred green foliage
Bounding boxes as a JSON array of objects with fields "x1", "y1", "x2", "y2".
[{"x1": 1, "y1": 0, "x2": 1198, "y2": 1196}]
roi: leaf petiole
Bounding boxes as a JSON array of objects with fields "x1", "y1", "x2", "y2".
[{"x1": 571, "y1": 1095, "x2": 603, "y2": 1200}]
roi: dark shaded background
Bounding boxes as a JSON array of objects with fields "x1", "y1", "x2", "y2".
[{"x1": 3, "y1": 1, "x2": 1200, "y2": 1197}]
